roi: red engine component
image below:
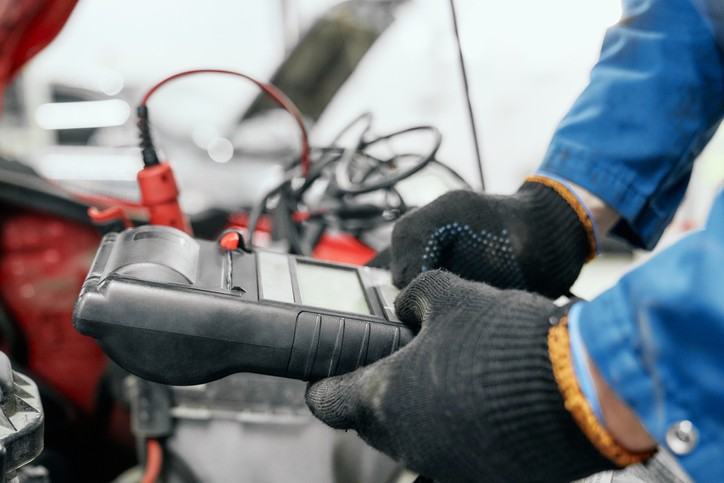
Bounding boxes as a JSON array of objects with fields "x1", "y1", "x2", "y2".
[
  {"x1": 0, "y1": 209, "x2": 106, "y2": 412},
  {"x1": 0, "y1": 0, "x2": 80, "y2": 108},
  {"x1": 226, "y1": 212, "x2": 377, "y2": 265},
  {"x1": 312, "y1": 232, "x2": 377, "y2": 265}
]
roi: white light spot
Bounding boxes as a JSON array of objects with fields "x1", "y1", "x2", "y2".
[
  {"x1": 97, "y1": 70, "x2": 125, "y2": 96},
  {"x1": 35, "y1": 99, "x2": 130, "y2": 130},
  {"x1": 192, "y1": 124, "x2": 219, "y2": 149},
  {"x1": 207, "y1": 137, "x2": 234, "y2": 163}
]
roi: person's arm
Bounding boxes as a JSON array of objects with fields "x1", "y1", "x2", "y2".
[
  {"x1": 590, "y1": 357, "x2": 656, "y2": 452},
  {"x1": 571, "y1": 188, "x2": 724, "y2": 482},
  {"x1": 383, "y1": 0, "x2": 724, "y2": 297},
  {"x1": 569, "y1": 182, "x2": 620, "y2": 236},
  {"x1": 540, "y1": 0, "x2": 724, "y2": 248}
]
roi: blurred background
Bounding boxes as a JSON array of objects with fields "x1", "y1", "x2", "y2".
[
  {"x1": 0, "y1": 0, "x2": 626, "y2": 203},
  {"x1": 5, "y1": 0, "x2": 724, "y2": 256},
  {"x1": 0, "y1": 1, "x2": 720, "y2": 481},
  {"x1": 6, "y1": 0, "x2": 723, "y2": 296},
  {"x1": 5, "y1": 0, "x2": 724, "y2": 224}
]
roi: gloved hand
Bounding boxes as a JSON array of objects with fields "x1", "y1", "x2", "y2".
[
  {"x1": 306, "y1": 270, "x2": 650, "y2": 483},
  {"x1": 388, "y1": 176, "x2": 597, "y2": 297}
]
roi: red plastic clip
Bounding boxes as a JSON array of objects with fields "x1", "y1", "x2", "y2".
[
  {"x1": 88, "y1": 206, "x2": 133, "y2": 229},
  {"x1": 218, "y1": 229, "x2": 250, "y2": 252},
  {"x1": 137, "y1": 162, "x2": 192, "y2": 235}
]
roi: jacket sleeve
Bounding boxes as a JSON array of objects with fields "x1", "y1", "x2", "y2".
[
  {"x1": 539, "y1": 0, "x2": 724, "y2": 249},
  {"x1": 572, "y1": 188, "x2": 724, "y2": 482}
]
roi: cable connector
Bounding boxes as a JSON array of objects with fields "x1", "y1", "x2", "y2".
[
  {"x1": 125, "y1": 376, "x2": 172, "y2": 439},
  {"x1": 137, "y1": 105, "x2": 160, "y2": 167},
  {"x1": 137, "y1": 162, "x2": 192, "y2": 234}
]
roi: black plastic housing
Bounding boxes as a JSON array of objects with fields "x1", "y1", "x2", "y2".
[{"x1": 73, "y1": 226, "x2": 413, "y2": 385}]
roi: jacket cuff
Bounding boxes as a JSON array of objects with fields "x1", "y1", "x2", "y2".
[{"x1": 549, "y1": 316, "x2": 656, "y2": 467}]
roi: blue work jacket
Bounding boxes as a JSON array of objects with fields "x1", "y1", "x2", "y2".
[{"x1": 539, "y1": 0, "x2": 724, "y2": 480}]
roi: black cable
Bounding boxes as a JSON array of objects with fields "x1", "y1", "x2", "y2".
[
  {"x1": 247, "y1": 180, "x2": 287, "y2": 248},
  {"x1": 137, "y1": 105, "x2": 160, "y2": 167},
  {"x1": 329, "y1": 111, "x2": 373, "y2": 146},
  {"x1": 278, "y1": 185, "x2": 311, "y2": 255},
  {"x1": 246, "y1": 116, "x2": 467, "y2": 254},
  {"x1": 333, "y1": 126, "x2": 442, "y2": 195},
  {"x1": 296, "y1": 149, "x2": 345, "y2": 194},
  {"x1": 245, "y1": 146, "x2": 344, "y2": 250},
  {"x1": 387, "y1": 187, "x2": 409, "y2": 215},
  {"x1": 449, "y1": 0, "x2": 485, "y2": 191},
  {"x1": 428, "y1": 158, "x2": 473, "y2": 189}
]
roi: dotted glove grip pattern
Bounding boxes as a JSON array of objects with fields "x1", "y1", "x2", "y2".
[{"x1": 390, "y1": 180, "x2": 595, "y2": 297}]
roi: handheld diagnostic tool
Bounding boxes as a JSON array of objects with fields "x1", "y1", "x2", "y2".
[{"x1": 72, "y1": 225, "x2": 411, "y2": 385}]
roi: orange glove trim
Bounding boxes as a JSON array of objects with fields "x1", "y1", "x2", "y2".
[
  {"x1": 526, "y1": 175, "x2": 597, "y2": 262},
  {"x1": 548, "y1": 316, "x2": 656, "y2": 467}
]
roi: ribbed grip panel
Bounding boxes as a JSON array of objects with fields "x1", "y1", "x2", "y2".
[{"x1": 287, "y1": 312, "x2": 409, "y2": 381}]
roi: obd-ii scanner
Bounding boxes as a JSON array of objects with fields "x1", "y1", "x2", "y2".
[{"x1": 73, "y1": 225, "x2": 412, "y2": 385}]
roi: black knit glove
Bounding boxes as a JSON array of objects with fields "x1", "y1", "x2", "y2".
[
  {"x1": 389, "y1": 177, "x2": 596, "y2": 297},
  {"x1": 306, "y1": 270, "x2": 617, "y2": 483}
]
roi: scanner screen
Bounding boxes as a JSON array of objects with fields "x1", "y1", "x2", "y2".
[{"x1": 295, "y1": 261, "x2": 371, "y2": 315}]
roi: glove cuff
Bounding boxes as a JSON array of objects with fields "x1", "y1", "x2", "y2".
[
  {"x1": 549, "y1": 316, "x2": 657, "y2": 467},
  {"x1": 525, "y1": 175, "x2": 598, "y2": 262}
]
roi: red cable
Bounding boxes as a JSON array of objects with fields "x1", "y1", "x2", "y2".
[
  {"x1": 141, "y1": 438, "x2": 163, "y2": 483},
  {"x1": 43, "y1": 177, "x2": 144, "y2": 208},
  {"x1": 42, "y1": 68, "x2": 308, "y2": 223},
  {"x1": 140, "y1": 68, "x2": 311, "y2": 176}
]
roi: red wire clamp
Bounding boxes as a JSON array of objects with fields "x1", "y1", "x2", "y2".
[{"x1": 87, "y1": 206, "x2": 133, "y2": 229}]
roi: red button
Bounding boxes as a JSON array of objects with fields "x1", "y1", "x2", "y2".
[{"x1": 219, "y1": 232, "x2": 241, "y2": 251}]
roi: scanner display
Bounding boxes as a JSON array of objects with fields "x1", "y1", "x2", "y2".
[{"x1": 295, "y1": 260, "x2": 372, "y2": 315}]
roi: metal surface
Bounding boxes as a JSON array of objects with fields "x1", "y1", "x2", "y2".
[
  {"x1": 119, "y1": 371, "x2": 403, "y2": 482},
  {"x1": 165, "y1": 373, "x2": 402, "y2": 483},
  {"x1": 0, "y1": 354, "x2": 44, "y2": 483}
]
